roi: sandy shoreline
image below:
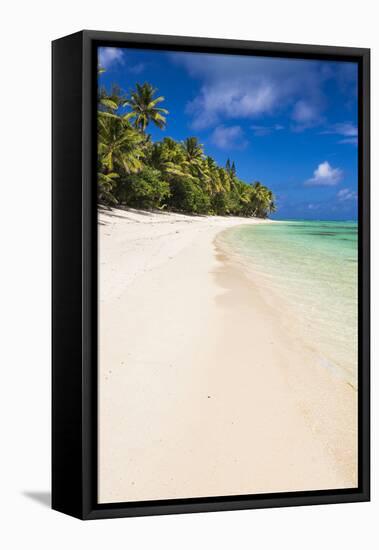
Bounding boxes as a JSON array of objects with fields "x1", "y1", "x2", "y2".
[{"x1": 98, "y1": 207, "x2": 357, "y2": 503}]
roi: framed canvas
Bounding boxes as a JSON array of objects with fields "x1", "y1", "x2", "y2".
[{"x1": 52, "y1": 30, "x2": 370, "y2": 520}]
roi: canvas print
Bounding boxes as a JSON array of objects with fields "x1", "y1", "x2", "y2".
[{"x1": 97, "y1": 46, "x2": 358, "y2": 504}]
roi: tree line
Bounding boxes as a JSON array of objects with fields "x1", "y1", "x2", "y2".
[{"x1": 98, "y1": 77, "x2": 276, "y2": 218}]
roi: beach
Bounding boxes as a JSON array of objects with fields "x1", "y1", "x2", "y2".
[{"x1": 98, "y1": 207, "x2": 357, "y2": 503}]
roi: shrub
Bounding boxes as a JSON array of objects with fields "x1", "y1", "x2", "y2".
[
  {"x1": 168, "y1": 177, "x2": 211, "y2": 214},
  {"x1": 121, "y1": 167, "x2": 170, "y2": 209}
]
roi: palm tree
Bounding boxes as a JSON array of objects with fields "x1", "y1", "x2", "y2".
[
  {"x1": 95, "y1": 76, "x2": 277, "y2": 214},
  {"x1": 123, "y1": 83, "x2": 168, "y2": 133},
  {"x1": 266, "y1": 189, "x2": 276, "y2": 215},
  {"x1": 181, "y1": 137, "x2": 206, "y2": 182},
  {"x1": 98, "y1": 116, "x2": 145, "y2": 176},
  {"x1": 98, "y1": 84, "x2": 124, "y2": 113},
  {"x1": 204, "y1": 156, "x2": 224, "y2": 196},
  {"x1": 98, "y1": 171, "x2": 119, "y2": 204},
  {"x1": 149, "y1": 138, "x2": 187, "y2": 180},
  {"x1": 250, "y1": 182, "x2": 275, "y2": 217},
  {"x1": 182, "y1": 137, "x2": 203, "y2": 164}
]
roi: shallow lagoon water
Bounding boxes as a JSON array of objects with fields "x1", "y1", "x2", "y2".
[{"x1": 222, "y1": 220, "x2": 358, "y2": 387}]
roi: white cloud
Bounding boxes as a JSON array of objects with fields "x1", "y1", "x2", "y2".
[
  {"x1": 172, "y1": 53, "x2": 329, "y2": 130},
  {"x1": 251, "y1": 124, "x2": 284, "y2": 136},
  {"x1": 291, "y1": 100, "x2": 324, "y2": 130},
  {"x1": 98, "y1": 47, "x2": 124, "y2": 69},
  {"x1": 331, "y1": 122, "x2": 357, "y2": 136},
  {"x1": 337, "y1": 188, "x2": 357, "y2": 201},
  {"x1": 305, "y1": 161, "x2": 343, "y2": 186},
  {"x1": 210, "y1": 125, "x2": 248, "y2": 150},
  {"x1": 338, "y1": 137, "x2": 358, "y2": 145},
  {"x1": 321, "y1": 122, "x2": 358, "y2": 145},
  {"x1": 129, "y1": 62, "x2": 145, "y2": 74},
  {"x1": 187, "y1": 81, "x2": 277, "y2": 130}
]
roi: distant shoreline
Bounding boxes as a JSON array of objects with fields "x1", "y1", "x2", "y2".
[
  {"x1": 98, "y1": 205, "x2": 358, "y2": 224},
  {"x1": 98, "y1": 207, "x2": 357, "y2": 503}
]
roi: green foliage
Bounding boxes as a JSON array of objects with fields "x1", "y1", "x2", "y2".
[
  {"x1": 119, "y1": 167, "x2": 170, "y2": 209},
  {"x1": 97, "y1": 75, "x2": 276, "y2": 216},
  {"x1": 123, "y1": 83, "x2": 168, "y2": 132},
  {"x1": 211, "y1": 191, "x2": 229, "y2": 215},
  {"x1": 98, "y1": 171, "x2": 119, "y2": 204},
  {"x1": 168, "y1": 176, "x2": 211, "y2": 214}
]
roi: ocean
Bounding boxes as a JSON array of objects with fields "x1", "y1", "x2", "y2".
[{"x1": 220, "y1": 220, "x2": 358, "y2": 388}]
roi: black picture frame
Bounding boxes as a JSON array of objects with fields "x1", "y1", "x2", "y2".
[{"x1": 52, "y1": 30, "x2": 370, "y2": 520}]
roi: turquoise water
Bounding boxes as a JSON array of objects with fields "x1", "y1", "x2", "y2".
[{"x1": 221, "y1": 221, "x2": 358, "y2": 387}]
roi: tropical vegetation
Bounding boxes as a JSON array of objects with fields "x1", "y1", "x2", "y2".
[{"x1": 98, "y1": 77, "x2": 276, "y2": 218}]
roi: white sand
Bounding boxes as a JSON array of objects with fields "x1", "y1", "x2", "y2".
[{"x1": 98, "y1": 207, "x2": 357, "y2": 503}]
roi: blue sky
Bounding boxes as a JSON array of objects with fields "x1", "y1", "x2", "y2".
[{"x1": 98, "y1": 46, "x2": 358, "y2": 220}]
